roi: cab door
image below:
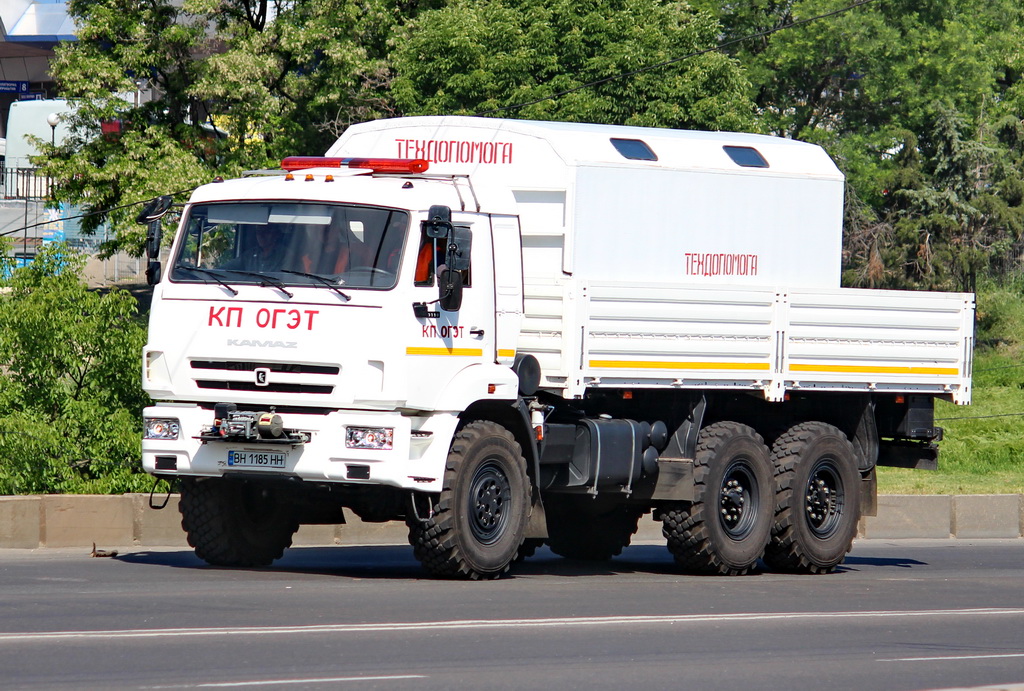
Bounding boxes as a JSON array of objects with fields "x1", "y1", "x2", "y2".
[
  {"x1": 490, "y1": 214, "x2": 524, "y2": 368},
  {"x1": 405, "y1": 214, "x2": 496, "y2": 408}
]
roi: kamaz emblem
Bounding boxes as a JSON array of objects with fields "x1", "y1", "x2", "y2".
[
  {"x1": 226, "y1": 339, "x2": 298, "y2": 348},
  {"x1": 254, "y1": 367, "x2": 270, "y2": 386}
]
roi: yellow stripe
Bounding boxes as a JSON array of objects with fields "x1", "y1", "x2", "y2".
[
  {"x1": 406, "y1": 346, "x2": 484, "y2": 357},
  {"x1": 497, "y1": 349, "x2": 516, "y2": 358},
  {"x1": 588, "y1": 360, "x2": 959, "y2": 376},
  {"x1": 789, "y1": 363, "x2": 960, "y2": 376},
  {"x1": 589, "y1": 360, "x2": 771, "y2": 371}
]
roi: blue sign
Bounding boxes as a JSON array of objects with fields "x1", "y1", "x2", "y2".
[
  {"x1": 41, "y1": 206, "x2": 67, "y2": 244},
  {"x1": 0, "y1": 81, "x2": 30, "y2": 94}
]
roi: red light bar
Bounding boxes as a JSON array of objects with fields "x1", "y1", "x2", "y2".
[{"x1": 281, "y1": 156, "x2": 429, "y2": 174}]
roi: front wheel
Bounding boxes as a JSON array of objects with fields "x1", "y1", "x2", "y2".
[
  {"x1": 407, "y1": 421, "x2": 530, "y2": 579},
  {"x1": 662, "y1": 422, "x2": 773, "y2": 575},
  {"x1": 179, "y1": 478, "x2": 298, "y2": 567},
  {"x1": 764, "y1": 422, "x2": 861, "y2": 574}
]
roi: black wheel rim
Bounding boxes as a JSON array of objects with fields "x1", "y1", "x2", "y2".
[
  {"x1": 468, "y1": 460, "x2": 511, "y2": 545},
  {"x1": 804, "y1": 459, "x2": 845, "y2": 538},
  {"x1": 718, "y1": 460, "x2": 759, "y2": 540}
]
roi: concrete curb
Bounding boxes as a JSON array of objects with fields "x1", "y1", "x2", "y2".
[{"x1": 0, "y1": 493, "x2": 1021, "y2": 550}]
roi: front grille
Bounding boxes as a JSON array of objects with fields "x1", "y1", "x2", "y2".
[
  {"x1": 195, "y1": 380, "x2": 334, "y2": 395},
  {"x1": 190, "y1": 359, "x2": 338, "y2": 396},
  {"x1": 191, "y1": 360, "x2": 339, "y2": 375}
]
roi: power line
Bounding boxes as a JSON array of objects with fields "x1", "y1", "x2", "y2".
[
  {"x1": 474, "y1": 0, "x2": 882, "y2": 117},
  {"x1": 0, "y1": 185, "x2": 199, "y2": 240},
  {"x1": 936, "y1": 412, "x2": 1024, "y2": 421}
]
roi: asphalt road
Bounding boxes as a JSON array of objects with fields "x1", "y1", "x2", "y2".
[{"x1": 0, "y1": 539, "x2": 1022, "y2": 691}]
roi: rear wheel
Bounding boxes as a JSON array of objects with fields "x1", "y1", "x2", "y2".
[
  {"x1": 179, "y1": 478, "x2": 298, "y2": 567},
  {"x1": 407, "y1": 421, "x2": 530, "y2": 579},
  {"x1": 764, "y1": 422, "x2": 860, "y2": 574},
  {"x1": 661, "y1": 422, "x2": 773, "y2": 575},
  {"x1": 545, "y1": 495, "x2": 644, "y2": 561}
]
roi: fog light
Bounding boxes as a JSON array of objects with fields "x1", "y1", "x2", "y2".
[
  {"x1": 346, "y1": 426, "x2": 393, "y2": 450},
  {"x1": 145, "y1": 418, "x2": 181, "y2": 440}
]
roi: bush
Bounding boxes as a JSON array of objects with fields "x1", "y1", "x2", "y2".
[{"x1": 0, "y1": 244, "x2": 151, "y2": 494}]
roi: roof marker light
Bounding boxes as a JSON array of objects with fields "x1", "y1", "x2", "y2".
[{"x1": 281, "y1": 156, "x2": 430, "y2": 174}]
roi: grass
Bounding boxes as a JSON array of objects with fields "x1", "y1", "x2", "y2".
[
  {"x1": 876, "y1": 282, "x2": 1024, "y2": 495},
  {"x1": 878, "y1": 386, "x2": 1024, "y2": 494}
]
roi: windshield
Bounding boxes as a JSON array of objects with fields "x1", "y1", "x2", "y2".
[{"x1": 171, "y1": 202, "x2": 408, "y2": 289}]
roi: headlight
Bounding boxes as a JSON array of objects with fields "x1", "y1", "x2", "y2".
[
  {"x1": 346, "y1": 426, "x2": 394, "y2": 450},
  {"x1": 145, "y1": 418, "x2": 181, "y2": 440}
]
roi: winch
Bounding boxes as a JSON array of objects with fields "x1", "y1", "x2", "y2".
[{"x1": 196, "y1": 402, "x2": 306, "y2": 444}]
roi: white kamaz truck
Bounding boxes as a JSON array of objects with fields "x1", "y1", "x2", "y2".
[{"x1": 140, "y1": 116, "x2": 974, "y2": 578}]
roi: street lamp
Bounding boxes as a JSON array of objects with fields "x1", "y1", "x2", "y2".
[
  {"x1": 43, "y1": 112, "x2": 62, "y2": 248},
  {"x1": 46, "y1": 112, "x2": 60, "y2": 145}
]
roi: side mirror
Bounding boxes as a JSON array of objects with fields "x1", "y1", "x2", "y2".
[
  {"x1": 423, "y1": 204, "x2": 452, "y2": 239},
  {"x1": 138, "y1": 195, "x2": 172, "y2": 267},
  {"x1": 146, "y1": 260, "x2": 162, "y2": 285},
  {"x1": 438, "y1": 268, "x2": 463, "y2": 312},
  {"x1": 446, "y1": 226, "x2": 472, "y2": 271},
  {"x1": 145, "y1": 221, "x2": 162, "y2": 259},
  {"x1": 136, "y1": 195, "x2": 173, "y2": 224}
]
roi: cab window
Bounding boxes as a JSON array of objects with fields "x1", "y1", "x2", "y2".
[{"x1": 413, "y1": 229, "x2": 470, "y2": 287}]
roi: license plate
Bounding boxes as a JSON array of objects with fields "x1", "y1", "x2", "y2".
[{"x1": 227, "y1": 449, "x2": 288, "y2": 469}]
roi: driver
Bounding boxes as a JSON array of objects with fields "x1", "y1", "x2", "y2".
[{"x1": 222, "y1": 225, "x2": 285, "y2": 272}]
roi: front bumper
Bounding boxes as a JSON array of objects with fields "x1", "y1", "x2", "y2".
[{"x1": 142, "y1": 403, "x2": 458, "y2": 492}]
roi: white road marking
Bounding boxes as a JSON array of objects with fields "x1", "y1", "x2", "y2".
[
  {"x1": 197, "y1": 675, "x2": 426, "y2": 687},
  {"x1": 1, "y1": 607, "x2": 1023, "y2": 642},
  {"x1": 880, "y1": 652, "x2": 1024, "y2": 662},
  {"x1": 143, "y1": 675, "x2": 425, "y2": 689}
]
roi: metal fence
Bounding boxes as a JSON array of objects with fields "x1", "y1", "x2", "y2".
[
  {"x1": 1, "y1": 166, "x2": 52, "y2": 201},
  {"x1": 84, "y1": 251, "x2": 146, "y2": 285},
  {"x1": 0, "y1": 165, "x2": 147, "y2": 284}
]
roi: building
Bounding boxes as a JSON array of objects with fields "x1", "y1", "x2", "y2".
[
  {"x1": 0, "y1": 2, "x2": 75, "y2": 261},
  {"x1": 0, "y1": 1, "x2": 74, "y2": 135}
]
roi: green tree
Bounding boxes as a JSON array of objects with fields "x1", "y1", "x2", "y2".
[
  {"x1": 42, "y1": 0, "x2": 398, "y2": 255},
  {"x1": 0, "y1": 245, "x2": 151, "y2": 494},
  {"x1": 42, "y1": 0, "x2": 756, "y2": 257},
  {"x1": 44, "y1": 0, "x2": 212, "y2": 254},
  {"x1": 390, "y1": 0, "x2": 756, "y2": 131},
  {"x1": 695, "y1": 0, "x2": 1024, "y2": 290}
]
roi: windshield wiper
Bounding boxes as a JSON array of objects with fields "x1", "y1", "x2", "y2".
[
  {"x1": 221, "y1": 269, "x2": 294, "y2": 298},
  {"x1": 281, "y1": 270, "x2": 351, "y2": 301},
  {"x1": 178, "y1": 265, "x2": 239, "y2": 296}
]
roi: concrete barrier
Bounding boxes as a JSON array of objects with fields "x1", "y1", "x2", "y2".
[
  {"x1": 953, "y1": 494, "x2": 1024, "y2": 538},
  {"x1": 858, "y1": 495, "x2": 954, "y2": 539},
  {"x1": 0, "y1": 493, "x2": 1020, "y2": 550},
  {"x1": 0, "y1": 496, "x2": 41, "y2": 548},
  {"x1": 42, "y1": 495, "x2": 135, "y2": 548}
]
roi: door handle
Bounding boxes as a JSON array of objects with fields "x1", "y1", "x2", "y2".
[{"x1": 470, "y1": 327, "x2": 485, "y2": 338}]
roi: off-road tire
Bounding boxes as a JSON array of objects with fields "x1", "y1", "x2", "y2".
[
  {"x1": 179, "y1": 478, "x2": 298, "y2": 567},
  {"x1": 545, "y1": 495, "x2": 644, "y2": 561},
  {"x1": 406, "y1": 421, "x2": 530, "y2": 579},
  {"x1": 764, "y1": 422, "x2": 860, "y2": 574},
  {"x1": 662, "y1": 422, "x2": 773, "y2": 575}
]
